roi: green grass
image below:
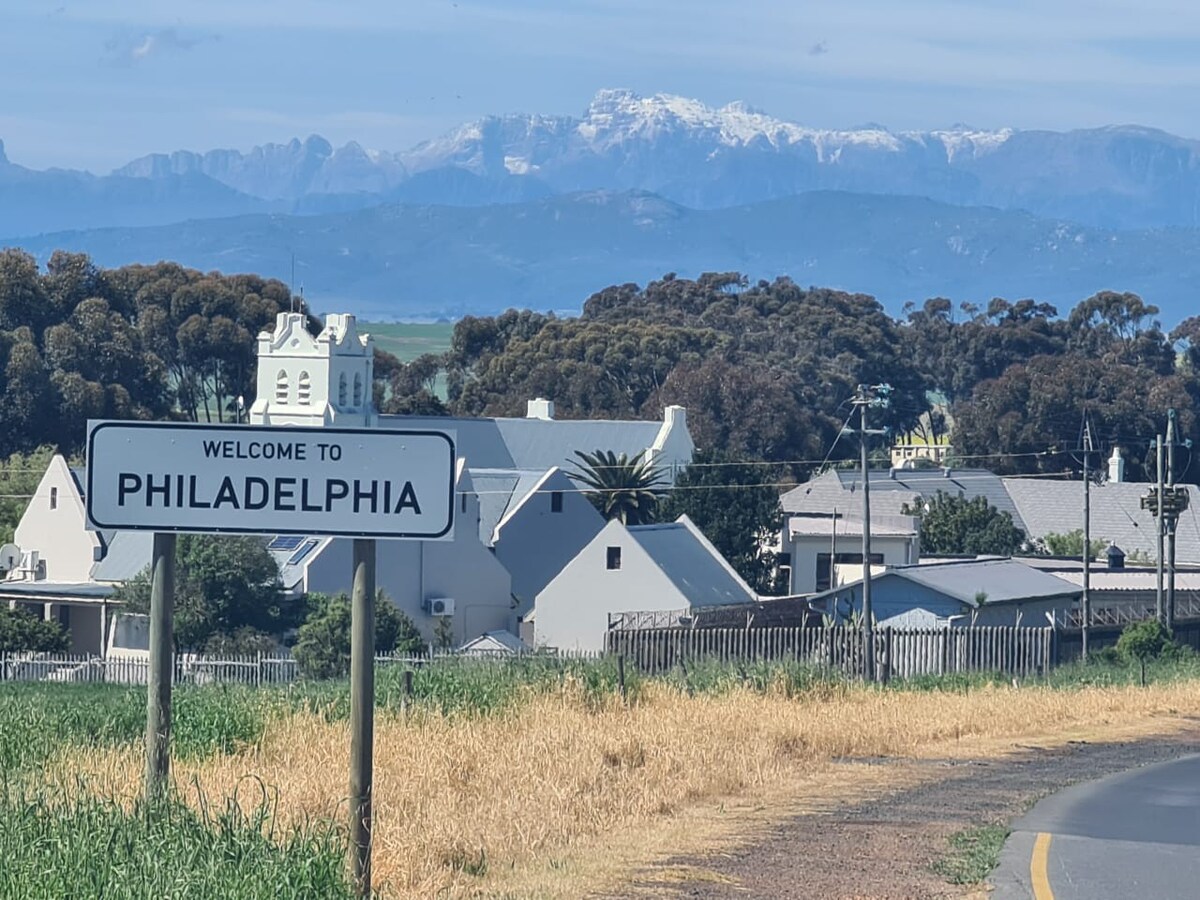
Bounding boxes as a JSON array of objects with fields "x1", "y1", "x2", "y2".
[
  {"x1": 932, "y1": 823, "x2": 1010, "y2": 884},
  {"x1": 361, "y1": 321, "x2": 453, "y2": 363},
  {"x1": 0, "y1": 788, "x2": 352, "y2": 899},
  {"x1": 0, "y1": 683, "x2": 270, "y2": 773}
]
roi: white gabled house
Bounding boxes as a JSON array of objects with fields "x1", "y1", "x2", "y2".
[
  {"x1": 534, "y1": 515, "x2": 758, "y2": 653},
  {"x1": 2, "y1": 310, "x2": 696, "y2": 656}
]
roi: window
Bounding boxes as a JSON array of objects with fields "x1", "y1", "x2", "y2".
[
  {"x1": 353, "y1": 372, "x2": 363, "y2": 407},
  {"x1": 275, "y1": 369, "x2": 289, "y2": 404},
  {"x1": 606, "y1": 546, "x2": 622, "y2": 570},
  {"x1": 297, "y1": 371, "x2": 311, "y2": 405},
  {"x1": 815, "y1": 552, "x2": 884, "y2": 592},
  {"x1": 49, "y1": 487, "x2": 57, "y2": 510},
  {"x1": 338, "y1": 373, "x2": 348, "y2": 407},
  {"x1": 550, "y1": 491, "x2": 563, "y2": 513},
  {"x1": 461, "y1": 493, "x2": 468, "y2": 513}
]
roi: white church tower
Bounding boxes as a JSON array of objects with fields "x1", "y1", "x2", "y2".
[{"x1": 249, "y1": 312, "x2": 377, "y2": 428}]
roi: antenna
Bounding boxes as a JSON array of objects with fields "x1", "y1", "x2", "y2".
[{"x1": 290, "y1": 254, "x2": 297, "y2": 312}]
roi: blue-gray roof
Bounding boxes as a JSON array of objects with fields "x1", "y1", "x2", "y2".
[
  {"x1": 377, "y1": 414, "x2": 665, "y2": 473},
  {"x1": 627, "y1": 517, "x2": 756, "y2": 608},
  {"x1": 814, "y1": 558, "x2": 1078, "y2": 608},
  {"x1": 1005, "y1": 478, "x2": 1200, "y2": 564},
  {"x1": 471, "y1": 468, "x2": 548, "y2": 545},
  {"x1": 91, "y1": 531, "x2": 154, "y2": 583},
  {"x1": 782, "y1": 467, "x2": 1027, "y2": 532},
  {"x1": 0, "y1": 582, "x2": 115, "y2": 600}
]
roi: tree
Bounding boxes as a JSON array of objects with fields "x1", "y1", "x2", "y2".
[
  {"x1": 1041, "y1": 530, "x2": 1108, "y2": 559},
  {"x1": 0, "y1": 607, "x2": 68, "y2": 652},
  {"x1": 293, "y1": 591, "x2": 427, "y2": 679},
  {"x1": 902, "y1": 490, "x2": 1026, "y2": 556},
  {"x1": 569, "y1": 449, "x2": 666, "y2": 525},
  {"x1": 117, "y1": 535, "x2": 295, "y2": 651},
  {"x1": 1116, "y1": 619, "x2": 1173, "y2": 685},
  {"x1": 658, "y1": 450, "x2": 785, "y2": 593}
]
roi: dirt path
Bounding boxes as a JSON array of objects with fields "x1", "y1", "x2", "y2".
[{"x1": 630, "y1": 727, "x2": 1200, "y2": 899}]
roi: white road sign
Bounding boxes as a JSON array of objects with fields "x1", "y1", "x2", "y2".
[{"x1": 86, "y1": 421, "x2": 456, "y2": 539}]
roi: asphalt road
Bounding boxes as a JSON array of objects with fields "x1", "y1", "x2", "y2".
[{"x1": 992, "y1": 753, "x2": 1200, "y2": 899}]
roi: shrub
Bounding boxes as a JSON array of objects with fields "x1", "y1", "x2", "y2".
[
  {"x1": 293, "y1": 590, "x2": 426, "y2": 680},
  {"x1": 1116, "y1": 620, "x2": 1171, "y2": 662},
  {"x1": 0, "y1": 607, "x2": 68, "y2": 652}
]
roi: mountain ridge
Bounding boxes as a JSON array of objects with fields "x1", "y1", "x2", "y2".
[{"x1": 9, "y1": 188, "x2": 1200, "y2": 322}]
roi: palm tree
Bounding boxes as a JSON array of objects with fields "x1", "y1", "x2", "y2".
[{"x1": 568, "y1": 449, "x2": 667, "y2": 525}]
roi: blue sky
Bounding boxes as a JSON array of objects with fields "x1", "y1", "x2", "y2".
[{"x1": 6, "y1": 0, "x2": 1200, "y2": 171}]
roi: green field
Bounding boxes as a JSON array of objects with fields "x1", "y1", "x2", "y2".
[{"x1": 361, "y1": 321, "x2": 454, "y2": 362}]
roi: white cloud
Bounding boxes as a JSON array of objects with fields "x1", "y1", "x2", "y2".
[{"x1": 104, "y1": 27, "x2": 219, "y2": 65}]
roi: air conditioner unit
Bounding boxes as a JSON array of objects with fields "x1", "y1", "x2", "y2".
[{"x1": 423, "y1": 597, "x2": 455, "y2": 617}]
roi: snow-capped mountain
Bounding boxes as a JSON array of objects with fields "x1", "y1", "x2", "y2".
[{"x1": 7, "y1": 89, "x2": 1200, "y2": 237}]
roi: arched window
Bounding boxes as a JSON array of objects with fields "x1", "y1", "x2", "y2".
[
  {"x1": 353, "y1": 372, "x2": 363, "y2": 408},
  {"x1": 298, "y1": 371, "x2": 311, "y2": 406},
  {"x1": 338, "y1": 373, "x2": 348, "y2": 407},
  {"x1": 275, "y1": 369, "x2": 289, "y2": 404}
]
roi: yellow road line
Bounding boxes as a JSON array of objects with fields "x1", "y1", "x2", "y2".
[{"x1": 1031, "y1": 831, "x2": 1055, "y2": 900}]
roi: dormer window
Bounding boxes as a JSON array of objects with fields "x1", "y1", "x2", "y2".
[
  {"x1": 275, "y1": 369, "x2": 289, "y2": 404},
  {"x1": 353, "y1": 373, "x2": 363, "y2": 408},
  {"x1": 338, "y1": 374, "x2": 348, "y2": 407},
  {"x1": 298, "y1": 371, "x2": 311, "y2": 405}
]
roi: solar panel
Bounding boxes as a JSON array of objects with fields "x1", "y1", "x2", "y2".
[
  {"x1": 267, "y1": 535, "x2": 304, "y2": 552},
  {"x1": 289, "y1": 539, "x2": 320, "y2": 565}
]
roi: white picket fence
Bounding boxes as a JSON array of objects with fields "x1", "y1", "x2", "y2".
[{"x1": 0, "y1": 647, "x2": 601, "y2": 686}]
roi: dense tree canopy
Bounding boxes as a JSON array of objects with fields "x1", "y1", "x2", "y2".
[
  {"x1": 901, "y1": 491, "x2": 1026, "y2": 557},
  {"x1": 0, "y1": 251, "x2": 315, "y2": 456}
]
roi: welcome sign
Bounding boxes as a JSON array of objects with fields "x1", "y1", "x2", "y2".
[{"x1": 86, "y1": 421, "x2": 456, "y2": 540}]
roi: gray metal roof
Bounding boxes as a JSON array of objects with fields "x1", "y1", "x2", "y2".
[
  {"x1": 91, "y1": 531, "x2": 154, "y2": 583},
  {"x1": 376, "y1": 414, "x2": 664, "y2": 473},
  {"x1": 0, "y1": 582, "x2": 115, "y2": 600},
  {"x1": 1004, "y1": 478, "x2": 1200, "y2": 564},
  {"x1": 458, "y1": 630, "x2": 527, "y2": 654},
  {"x1": 897, "y1": 558, "x2": 1079, "y2": 606},
  {"x1": 782, "y1": 468, "x2": 1027, "y2": 532},
  {"x1": 471, "y1": 469, "x2": 548, "y2": 546},
  {"x1": 627, "y1": 517, "x2": 756, "y2": 608}
]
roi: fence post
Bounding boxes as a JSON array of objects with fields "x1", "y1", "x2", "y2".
[
  {"x1": 617, "y1": 654, "x2": 627, "y2": 704},
  {"x1": 882, "y1": 627, "x2": 892, "y2": 685}
]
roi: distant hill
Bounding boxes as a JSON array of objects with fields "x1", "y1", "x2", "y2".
[
  {"x1": 10, "y1": 190, "x2": 1200, "y2": 321},
  {"x1": 8, "y1": 90, "x2": 1200, "y2": 235}
]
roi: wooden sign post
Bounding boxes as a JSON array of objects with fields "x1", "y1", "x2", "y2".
[{"x1": 84, "y1": 421, "x2": 456, "y2": 894}]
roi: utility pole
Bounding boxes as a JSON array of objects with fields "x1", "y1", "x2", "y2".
[
  {"x1": 1156, "y1": 434, "x2": 1165, "y2": 624},
  {"x1": 1166, "y1": 410, "x2": 1177, "y2": 630},
  {"x1": 1081, "y1": 420, "x2": 1092, "y2": 661},
  {"x1": 849, "y1": 384, "x2": 891, "y2": 682}
]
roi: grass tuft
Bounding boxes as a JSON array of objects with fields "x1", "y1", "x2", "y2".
[{"x1": 932, "y1": 823, "x2": 1010, "y2": 884}]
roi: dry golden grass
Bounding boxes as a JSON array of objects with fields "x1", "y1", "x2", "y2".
[{"x1": 44, "y1": 678, "x2": 1200, "y2": 898}]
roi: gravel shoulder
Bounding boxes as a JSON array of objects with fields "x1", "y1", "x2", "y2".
[{"x1": 628, "y1": 724, "x2": 1200, "y2": 900}]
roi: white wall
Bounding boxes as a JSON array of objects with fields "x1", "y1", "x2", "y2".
[
  {"x1": 492, "y1": 469, "x2": 605, "y2": 613},
  {"x1": 646, "y1": 405, "x2": 695, "y2": 482},
  {"x1": 534, "y1": 520, "x2": 685, "y2": 653},
  {"x1": 786, "y1": 531, "x2": 917, "y2": 595},
  {"x1": 12, "y1": 456, "x2": 101, "y2": 583}
]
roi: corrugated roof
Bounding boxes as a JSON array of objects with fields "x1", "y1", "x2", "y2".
[
  {"x1": 90, "y1": 531, "x2": 154, "y2": 583},
  {"x1": 898, "y1": 558, "x2": 1079, "y2": 605},
  {"x1": 458, "y1": 630, "x2": 527, "y2": 654},
  {"x1": 782, "y1": 468, "x2": 1026, "y2": 532},
  {"x1": 788, "y1": 515, "x2": 918, "y2": 538},
  {"x1": 1056, "y1": 570, "x2": 1200, "y2": 591},
  {"x1": 627, "y1": 517, "x2": 757, "y2": 609},
  {"x1": 1005, "y1": 479, "x2": 1200, "y2": 564},
  {"x1": 376, "y1": 414, "x2": 665, "y2": 474}
]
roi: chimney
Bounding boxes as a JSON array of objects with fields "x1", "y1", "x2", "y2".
[
  {"x1": 1105, "y1": 542, "x2": 1126, "y2": 571},
  {"x1": 1108, "y1": 447, "x2": 1125, "y2": 483},
  {"x1": 664, "y1": 405, "x2": 686, "y2": 428},
  {"x1": 526, "y1": 398, "x2": 555, "y2": 420},
  {"x1": 942, "y1": 466, "x2": 953, "y2": 478}
]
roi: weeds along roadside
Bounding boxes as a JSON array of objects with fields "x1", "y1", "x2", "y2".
[{"x1": 4, "y1": 652, "x2": 1200, "y2": 897}]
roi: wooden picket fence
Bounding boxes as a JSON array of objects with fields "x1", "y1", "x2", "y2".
[{"x1": 605, "y1": 625, "x2": 1056, "y2": 680}]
